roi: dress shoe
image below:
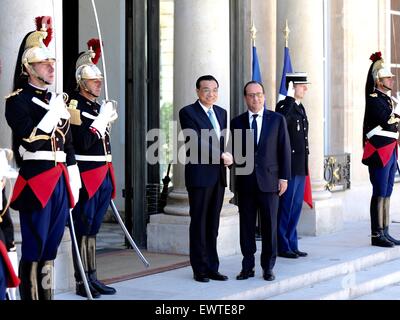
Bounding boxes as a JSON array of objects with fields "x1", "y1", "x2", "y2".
[
  {"x1": 76, "y1": 281, "x2": 101, "y2": 298},
  {"x1": 193, "y1": 273, "x2": 210, "y2": 283},
  {"x1": 208, "y1": 271, "x2": 228, "y2": 281},
  {"x1": 278, "y1": 251, "x2": 299, "y2": 259},
  {"x1": 236, "y1": 269, "x2": 255, "y2": 280},
  {"x1": 293, "y1": 249, "x2": 308, "y2": 257},
  {"x1": 263, "y1": 270, "x2": 275, "y2": 281}
]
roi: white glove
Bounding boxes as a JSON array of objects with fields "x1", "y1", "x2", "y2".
[
  {"x1": 392, "y1": 96, "x2": 400, "y2": 116},
  {"x1": 37, "y1": 94, "x2": 70, "y2": 133},
  {"x1": 287, "y1": 81, "x2": 295, "y2": 98},
  {"x1": 91, "y1": 101, "x2": 114, "y2": 137},
  {"x1": 67, "y1": 164, "x2": 82, "y2": 207},
  {"x1": 6, "y1": 250, "x2": 18, "y2": 299}
]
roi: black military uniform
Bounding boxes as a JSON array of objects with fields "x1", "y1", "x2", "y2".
[
  {"x1": 67, "y1": 39, "x2": 117, "y2": 298},
  {"x1": 275, "y1": 72, "x2": 310, "y2": 258},
  {"x1": 362, "y1": 52, "x2": 400, "y2": 247},
  {"x1": 276, "y1": 96, "x2": 309, "y2": 176},
  {"x1": 4, "y1": 16, "x2": 79, "y2": 300}
]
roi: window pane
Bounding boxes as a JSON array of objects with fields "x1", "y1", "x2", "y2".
[
  {"x1": 392, "y1": 0, "x2": 400, "y2": 11},
  {"x1": 391, "y1": 15, "x2": 400, "y2": 64}
]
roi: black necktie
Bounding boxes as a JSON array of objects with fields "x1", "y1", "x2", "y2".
[{"x1": 252, "y1": 114, "x2": 258, "y2": 149}]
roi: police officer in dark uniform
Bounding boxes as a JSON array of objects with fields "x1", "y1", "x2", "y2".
[
  {"x1": 362, "y1": 52, "x2": 400, "y2": 247},
  {"x1": 275, "y1": 73, "x2": 310, "y2": 258},
  {"x1": 66, "y1": 39, "x2": 117, "y2": 298},
  {"x1": 4, "y1": 16, "x2": 81, "y2": 300}
]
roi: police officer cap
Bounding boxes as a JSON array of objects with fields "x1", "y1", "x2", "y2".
[{"x1": 285, "y1": 72, "x2": 310, "y2": 89}]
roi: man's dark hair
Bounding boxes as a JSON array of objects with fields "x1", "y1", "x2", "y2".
[
  {"x1": 196, "y1": 75, "x2": 219, "y2": 89},
  {"x1": 243, "y1": 81, "x2": 265, "y2": 96}
]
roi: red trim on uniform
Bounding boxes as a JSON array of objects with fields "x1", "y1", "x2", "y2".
[
  {"x1": 27, "y1": 166, "x2": 63, "y2": 208},
  {"x1": 10, "y1": 175, "x2": 27, "y2": 203},
  {"x1": 378, "y1": 141, "x2": 397, "y2": 166},
  {"x1": 362, "y1": 140, "x2": 397, "y2": 167},
  {"x1": 108, "y1": 163, "x2": 116, "y2": 199},
  {"x1": 10, "y1": 164, "x2": 75, "y2": 209},
  {"x1": 304, "y1": 173, "x2": 313, "y2": 209},
  {"x1": 362, "y1": 141, "x2": 376, "y2": 160},
  {"x1": 81, "y1": 165, "x2": 108, "y2": 200},
  {"x1": 81, "y1": 163, "x2": 116, "y2": 200},
  {"x1": 61, "y1": 164, "x2": 76, "y2": 208},
  {"x1": 0, "y1": 242, "x2": 20, "y2": 288}
]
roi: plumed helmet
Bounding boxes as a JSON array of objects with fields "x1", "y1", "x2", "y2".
[
  {"x1": 75, "y1": 39, "x2": 103, "y2": 83},
  {"x1": 370, "y1": 52, "x2": 394, "y2": 81},
  {"x1": 366, "y1": 52, "x2": 395, "y2": 96},
  {"x1": 21, "y1": 16, "x2": 55, "y2": 66}
]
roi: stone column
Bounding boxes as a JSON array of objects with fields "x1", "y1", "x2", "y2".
[
  {"x1": 251, "y1": 0, "x2": 277, "y2": 109},
  {"x1": 0, "y1": 0, "x2": 74, "y2": 294},
  {"x1": 277, "y1": 0, "x2": 343, "y2": 235},
  {"x1": 147, "y1": 0, "x2": 240, "y2": 255}
]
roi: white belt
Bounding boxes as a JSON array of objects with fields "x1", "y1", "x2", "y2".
[
  {"x1": 366, "y1": 126, "x2": 399, "y2": 140},
  {"x1": 22, "y1": 151, "x2": 67, "y2": 162},
  {"x1": 75, "y1": 154, "x2": 112, "y2": 162}
]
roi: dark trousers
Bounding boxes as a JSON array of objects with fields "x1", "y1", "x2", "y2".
[
  {"x1": 72, "y1": 173, "x2": 113, "y2": 236},
  {"x1": 237, "y1": 188, "x2": 279, "y2": 272},
  {"x1": 19, "y1": 175, "x2": 69, "y2": 261},
  {"x1": 369, "y1": 151, "x2": 397, "y2": 197},
  {"x1": 187, "y1": 181, "x2": 225, "y2": 275},
  {"x1": 277, "y1": 175, "x2": 305, "y2": 253}
]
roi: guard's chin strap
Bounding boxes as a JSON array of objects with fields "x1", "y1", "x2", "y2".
[
  {"x1": 25, "y1": 63, "x2": 51, "y2": 86},
  {"x1": 80, "y1": 81, "x2": 99, "y2": 99}
]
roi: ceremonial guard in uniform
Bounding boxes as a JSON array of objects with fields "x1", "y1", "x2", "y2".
[
  {"x1": 0, "y1": 149, "x2": 20, "y2": 300},
  {"x1": 362, "y1": 52, "x2": 400, "y2": 247},
  {"x1": 67, "y1": 39, "x2": 117, "y2": 298},
  {"x1": 4, "y1": 17, "x2": 81, "y2": 300},
  {"x1": 275, "y1": 73, "x2": 310, "y2": 259}
]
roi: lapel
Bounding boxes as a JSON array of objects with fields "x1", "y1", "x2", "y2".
[
  {"x1": 193, "y1": 100, "x2": 213, "y2": 130},
  {"x1": 294, "y1": 102, "x2": 306, "y2": 117},
  {"x1": 257, "y1": 108, "x2": 271, "y2": 150},
  {"x1": 241, "y1": 111, "x2": 250, "y2": 130},
  {"x1": 213, "y1": 106, "x2": 226, "y2": 130}
]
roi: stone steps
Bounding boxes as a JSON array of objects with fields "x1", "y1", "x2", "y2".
[{"x1": 268, "y1": 257, "x2": 400, "y2": 300}]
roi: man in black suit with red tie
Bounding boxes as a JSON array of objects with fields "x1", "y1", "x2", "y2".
[
  {"x1": 231, "y1": 81, "x2": 291, "y2": 281},
  {"x1": 179, "y1": 75, "x2": 233, "y2": 283}
]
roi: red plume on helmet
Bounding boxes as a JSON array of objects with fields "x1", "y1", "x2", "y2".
[
  {"x1": 369, "y1": 51, "x2": 382, "y2": 63},
  {"x1": 35, "y1": 16, "x2": 53, "y2": 47},
  {"x1": 87, "y1": 38, "x2": 102, "y2": 65}
]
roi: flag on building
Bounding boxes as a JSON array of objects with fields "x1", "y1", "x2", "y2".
[
  {"x1": 252, "y1": 45, "x2": 262, "y2": 82},
  {"x1": 278, "y1": 46, "x2": 293, "y2": 102}
]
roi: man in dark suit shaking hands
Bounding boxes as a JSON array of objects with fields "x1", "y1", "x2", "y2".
[
  {"x1": 179, "y1": 75, "x2": 233, "y2": 283},
  {"x1": 231, "y1": 81, "x2": 291, "y2": 281}
]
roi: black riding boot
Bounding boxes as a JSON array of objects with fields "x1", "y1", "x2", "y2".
[
  {"x1": 87, "y1": 236, "x2": 116, "y2": 295},
  {"x1": 383, "y1": 197, "x2": 400, "y2": 245},
  {"x1": 38, "y1": 260, "x2": 54, "y2": 300},
  {"x1": 73, "y1": 235, "x2": 101, "y2": 298},
  {"x1": 18, "y1": 260, "x2": 39, "y2": 300},
  {"x1": 371, "y1": 197, "x2": 394, "y2": 247}
]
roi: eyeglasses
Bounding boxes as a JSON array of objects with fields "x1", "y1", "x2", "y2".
[
  {"x1": 200, "y1": 88, "x2": 219, "y2": 94},
  {"x1": 246, "y1": 92, "x2": 264, "y2": 99}
]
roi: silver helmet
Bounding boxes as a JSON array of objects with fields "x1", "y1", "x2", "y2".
[{"x1": 75, "y1": 39, "x2": 103, "y2": 83}]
